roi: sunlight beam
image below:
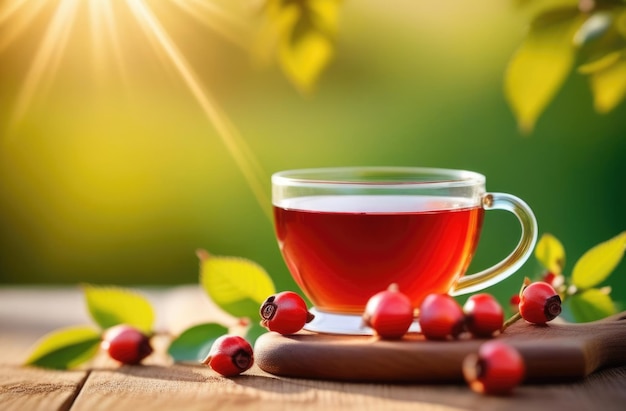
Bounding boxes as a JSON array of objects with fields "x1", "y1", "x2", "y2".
[
  {"x1": 9, "y1": 0, "x2": 81, "y2": 133},
  {"x1": 170, "y1": 0, "x2": 252, "y2": 51},
  {"x1": 0, "y1": 0, "x2": 49, "y2": 52},
  {"x1": 125, "y1": 0, "x2": 271, "y2": 218},
  {"x1": 88, "y1": 0, "x2": 131, "y2": 89},
  {"x1": 0, "y1": 0, "x2": 30, "y2": 24}
]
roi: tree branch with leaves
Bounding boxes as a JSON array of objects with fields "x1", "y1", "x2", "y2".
[{"x1": 506, "y1": 0, "x2": 626, "y2": 132}]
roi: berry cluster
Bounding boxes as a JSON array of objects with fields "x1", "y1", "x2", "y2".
[
  {"x1": 360, "y1": 281, "x2": 561, "y2": 395},
  {"x1": 199, "y1": 281, "x2": 561, "y2": 392},
  {"x1": 363, "y1": 281, "x2": 562, "y2": 342},
  {"x1": 362, "y1": 285, "x2": 507, "y2": 341},
  {"x1": 200, "y1": 291, "x2": 314, "y2": 377},
  {"x1": 98, "y1": 323, "x2": 257, "y2": 378}
]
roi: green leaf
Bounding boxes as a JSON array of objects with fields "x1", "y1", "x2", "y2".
[
  {"x1": 571, "y1": 231, "x2": 626, "y2": 289},
  {"x1": 198, "y1": 250, "x2": 276, "y2": 319},
  {"x1": 24, "y1": 326, "x2": 101, "y2": 369},
  {"x1": 279, "y1": 25, "x2": 333, "y2": 94},
  {"x1": 535, "y1": 233, "x2": 566, "y2": 274},
  {"x1": 261, "y1": 0, "x2": 341, "y2": 93},
  {"x1": 578, "y1": 50, "x2": 622, "y2": 74},
  {"x1": 504, "y1": 7, "x2": 584, "y2": 133},
  {"x1": 588, "y1": 53, "x2": 626, "y2": 113},
  {"x1": 568, "y1": 288, "x2": 616, "y2": 322},
  {"x1": 167, "y1": 323, "x2": 228, "y2": 363},
  {"x1": 83, "y1": 284, "x2": 155, "y2": 334}
]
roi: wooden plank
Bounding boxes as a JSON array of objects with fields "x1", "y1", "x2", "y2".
[
  {"x1": 0, "y1": 287, "x2": 89, "y2": 411},
  {"x1": 0, "y1": 366, "x2": 88, "y2": 411},
  {"x1": 255, "y1": 312, "x2": 626, "y2": 383},
  {"x1": 68, "y1": 363, "x2": 626, "y2": 411}
]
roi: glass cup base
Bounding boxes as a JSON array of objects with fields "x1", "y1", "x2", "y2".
[{"x1": 303, "y1": 307, "x2": 422, "y2": 335}]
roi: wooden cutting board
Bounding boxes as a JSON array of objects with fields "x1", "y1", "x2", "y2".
[{"x1": 254, "y1": 311, "x2": 626, "y2": 383}]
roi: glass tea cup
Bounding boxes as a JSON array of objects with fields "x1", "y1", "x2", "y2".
[{"x1": 272, "y1": 167, "x2": 537, "y2": 334}]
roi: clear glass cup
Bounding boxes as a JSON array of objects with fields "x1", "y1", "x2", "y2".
[{"x1": 272, "y1": 167, "x2": 537, "y2": 334}]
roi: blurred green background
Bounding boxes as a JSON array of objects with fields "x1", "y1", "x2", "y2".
[{"x1": 0, "y1": 0, "x2": 624, "y2": 309}]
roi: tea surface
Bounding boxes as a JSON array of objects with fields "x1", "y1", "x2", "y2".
[{"x1": 274, "y1": 195, "x2": 484, "y2": 313}]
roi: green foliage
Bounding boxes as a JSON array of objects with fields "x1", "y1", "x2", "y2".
[
  {"x1": 507, "y1": 0, "x2": 626, "y2": 132},
  {"x1": 571, "y1": 231, "x2": 626, "y2": 289},
  {"x1": 534, "y1": 233, "x2": 566, "y2": 274},
  {"x1": 533, "y1": 231, "x2": 625, "y2": 322},
  {"x1": 198, "y1": 249, "x2": 276, "y2": 319},
  {"x1": 24, "y1": 326, "x2": 101, "y2": 370},
  {"x1": 24, "y1": 284, "x2": 158, "y2": 369},
  {"x1": 24, "y1": 252, "x2": 277, "y2": 369},
  {"x1": 83, "y1": 284, "x2": 155, "y2": 334},
  {"x1": 167, "y1": 323, "x2": 228, "y2": 363},
  {"x1": 568, "y1": 288, "x2": 616, "y2": 322},
  {"x1": 505, "y1": 8, "x2": 584, "y2": 133},
  {"x1": 256, "y1": 0, "x2": 342, "y2": 93}
]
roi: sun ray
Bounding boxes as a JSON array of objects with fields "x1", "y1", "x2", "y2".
[
  {"x1": 88, "y1": 0, "x2": 131, "y2": 89},
  {"x1": 170, "y1": 0, "x2": 252, "y2": 51},
  {"x1": 0, "y1": 0, "x2": 49, "y2": 52},
  {"x1": 0, "y1": 0, "x2": 30, "y2": 24},
  {"x1": 2, "y1": 0, "x2": 271, "y2": 219},
  {"x1": 125, "y1": 0, "x2": 271, "y2": 218},
  {"x1": 89, "y1": 0, "x2": 110, "y2": 76},
  {"x1": 8, "y1": 0, "x2": 81, "y2": 133}
]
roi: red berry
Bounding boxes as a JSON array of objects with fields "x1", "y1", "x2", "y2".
[
  {"x1": 202, "y1": 335, "x2": 254, "y2": 377},
  {"x1": 463, "y1": 293, "x2": 504, "y2": 338},
  {"x1": 260, "y1": 291, "x2": 314, "y2": 335},
  {"x1": 362, "y1": 283, "x2": 414, "y2": 339},
  {"x1": 418, "y1": 294, "x2": 465, "y2": 340},
  {"x1": 519, "y1": 281, "x2": 562, "y2": 324},
  {"x1": 463, "y1": 340, "x2": 525, "y2": 395},
  {"x1": 509, "y1": 294, "x2": 521, "y2": 314},
  {"x1": 542, "y1": 271, "x2": 564, "y2": 288},
  {"x1": 101, "y1": 324, "x2": 153, "y2": 365}
]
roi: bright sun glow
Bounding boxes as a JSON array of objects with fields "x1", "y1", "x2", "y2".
[{"x1": 0, "y1": 0, "x2": 270, "y2": 217}]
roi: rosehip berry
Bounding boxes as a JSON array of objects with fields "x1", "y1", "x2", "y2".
[
  {"x1": 463, "y1": 340, "x2": 525, "y2": 395},
  {"x1": 509, "y1": 294, "x2": 520, "y2": 314},
  {"x1": 542, "y1": 271, "x2": 564, "y2": 289},
  {"x1": 362, "y1": 283, "x2": 414, "y2": 340},
  {"x1": 260, "y1": 291, "x2": 314, "y2": 335},
  {"x1": 418, "y1": 294, "x2": 465, "y2": 340},
  {"x1": 463, "y1": 293, "x2": 504, "y2": 338},
  {"x1": 202, "y1": 335, "x2": 254, "y2": 377},
  {"x1": 101, "y1": 324, "x2": 153, "y2": 365},
  {"x1": 519, "y1": 281, "x2": 562, "y2": 324}
]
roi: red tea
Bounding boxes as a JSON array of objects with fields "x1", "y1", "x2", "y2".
[{"x1": 273, "y1": 195, "x2": 484, "y2": 314}]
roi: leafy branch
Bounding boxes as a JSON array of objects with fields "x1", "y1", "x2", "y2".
[
  {"x1": 506, "y1": 0, "x2": 626, "y2": 133},
  {"x1": 24, "y1": 285, "x2": 157, "y2": 369},
  {"x1": 23, "y1": 252, "x2": 275, "y2": 369},
  {"x1": 527, "y1": 231, "x2": 626, "y2": 322},
  {"x1": 255, "y1": 0, "x2": 342, "y2": 93},
  {"x1": 254, "y1": 1, "x2": 625, "y2": 130}
]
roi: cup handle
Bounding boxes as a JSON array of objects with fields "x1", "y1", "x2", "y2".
[{"x1": 449, "y1": 192, "x2": 538, "y2": 296}]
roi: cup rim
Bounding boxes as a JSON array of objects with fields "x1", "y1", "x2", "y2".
[{"x1": 272, "y1": 166, "x2": 485, "y2": 189}]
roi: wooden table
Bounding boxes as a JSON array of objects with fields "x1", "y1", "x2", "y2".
[{"x1": 1, "y1": 286, "x2": 625, "y2": 411}]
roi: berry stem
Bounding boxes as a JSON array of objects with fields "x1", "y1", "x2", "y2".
[{"x1": 501, "y1": 312, "x2": 522, "y2": 332}]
